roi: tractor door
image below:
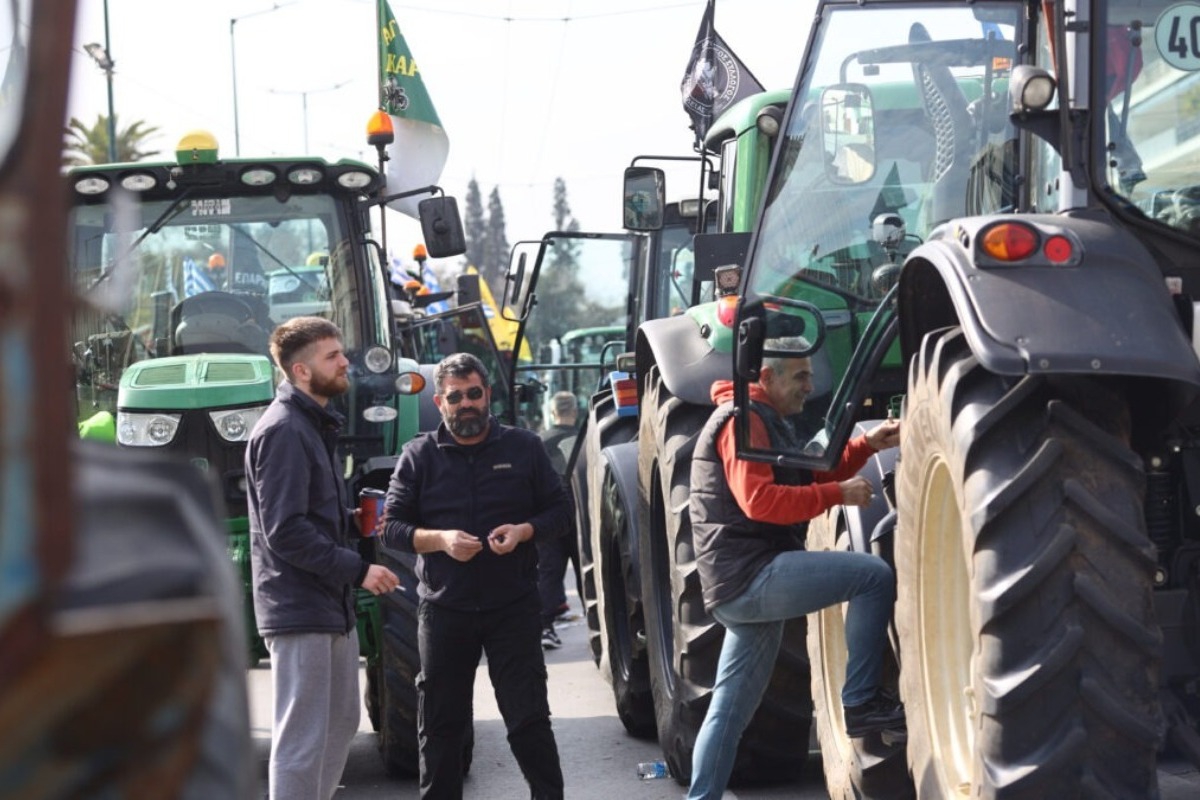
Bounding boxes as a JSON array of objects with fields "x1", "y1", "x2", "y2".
[{"x1": 503, "y1": 232, "x2": 642, "y2": 447}]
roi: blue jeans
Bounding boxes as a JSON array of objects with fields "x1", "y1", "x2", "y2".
[{"x1": 687, "y1": 550, "x2": 894, "y2": 800}]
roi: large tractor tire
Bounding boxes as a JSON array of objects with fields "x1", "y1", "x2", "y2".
[
  {"x1": 896, "y1": 328, "x2": 1162, "y2": 799},
  {"x1": 585, "y1": 391, "x2": 651, "y2": 734},
  {"x1": 371, "y1": 548, "x2": 422, "y2": 777},
  {"x1": 581, "y1": 392, "x2": 637, "y2": 666},
  {"x1": 806, "y1": 510, "x2": 913, "y2": 800},
  {"x1": 595, "y1": 462, "x2": 655, "y2": 737},
  {"x1": 637, "y1": 365, "x2": 813, "y2": 784},
  {"x1": 370, "y1": 547, "x2": 474, "y2": 778}
]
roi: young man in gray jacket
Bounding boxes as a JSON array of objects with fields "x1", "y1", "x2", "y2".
[{"x1": 246, "y1": 316, "x2": 399, "y2": 800}]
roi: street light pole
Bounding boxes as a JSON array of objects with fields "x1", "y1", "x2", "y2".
[
  {"x1": 230, "y1": 2, "x2": 298, "y2": 157},
  {"x1": 270, "y1": 81, "x2": 350, "y2": 155},
  {"x1": 83, "y1": 1, "x2": 117, "y2": 163},
  {"x1": 101, "y1": 0, "x2": 115, "y2": 162}
]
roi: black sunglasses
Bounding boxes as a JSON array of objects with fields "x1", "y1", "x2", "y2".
[{"x1": 443, "y1": 386, "x2": 485, "y2": 405}]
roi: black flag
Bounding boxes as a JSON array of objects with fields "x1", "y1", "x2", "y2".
[{"x1": 680, "y1": 0, "x2": 765, "y2": 148}]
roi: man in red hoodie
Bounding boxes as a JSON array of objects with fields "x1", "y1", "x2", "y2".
[{"x1": 686, "y1": 336, "x2": 903, "y2": 799}]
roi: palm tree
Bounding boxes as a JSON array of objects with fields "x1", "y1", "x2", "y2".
[{"x1": 62, "y1": 114, "x2": 161, "y2": 166}]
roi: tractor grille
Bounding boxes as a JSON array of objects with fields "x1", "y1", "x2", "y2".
[
  {"x1": 205, "y1": 361, "x2": 260, "y2": 382},
  {"x1": 133, "y1": 363, "x2": 188, "y2": 385}
]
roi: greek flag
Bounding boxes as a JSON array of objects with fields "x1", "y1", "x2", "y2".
[
  {"x1": 421, "y1": 263, "x2": 450, "y2": 314},
  {"x1": 183, "y1": 256, "x2": 215, "y2": 297}
]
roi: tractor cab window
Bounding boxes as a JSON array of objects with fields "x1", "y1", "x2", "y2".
[
  {"x1": 398, "y1": 302, "x2": 516, "y2": 427},
  {"x1": 508, "y1": 233, "x2": 635, "y2": 434},
  {"x1": 69, "y1": 193, "x2": 361, "y2": 416},
  {"x1": 1101, "y1": 1, "x2": 1200, "y2": 240},
  {"x1": 738, "y1": 2, "x2": 1020, "y2": 465},
  {"x1": 751, "y1": 3, "x2": 1021, "y2": 305}
]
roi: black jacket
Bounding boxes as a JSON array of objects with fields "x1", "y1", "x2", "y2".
[
  {"x1": 382, "y1": 417, "x2": 570, "y2": 611},
  {"x1": 245, "y1": 380, "x2": 368, "y2": 636}
]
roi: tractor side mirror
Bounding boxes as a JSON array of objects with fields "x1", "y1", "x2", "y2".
[
  {"x1": 821, "y1": 83, "x2": 876, "y2": 185},
  {"x1": 418, "y1": 196, "x2": 466, "y2": 258},
  {"x1": 622, "y1": 166, "x2": 665, "y2": 231}
]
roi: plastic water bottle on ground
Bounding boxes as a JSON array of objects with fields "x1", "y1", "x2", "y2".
[{"x1": 637, "y1": 760, "x2": 670, "y2": 780}]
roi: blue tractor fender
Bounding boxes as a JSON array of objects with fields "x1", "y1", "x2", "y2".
[
  {"x1": 600, "y1": 440, "x2": 643, "y2": 599},
  {"x1": 898, "y1": 212, "x2": 1200, "y2": 400}
]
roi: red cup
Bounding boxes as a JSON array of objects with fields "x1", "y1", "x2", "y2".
[{"x1": 359, "y1": 488, "x2": 386, "y2": 538}]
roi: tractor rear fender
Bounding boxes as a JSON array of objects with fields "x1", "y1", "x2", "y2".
[
  {"x1": 636, "y1": 315, "x2": 731, "y2": 407},
  {"x1": 600, "y1": 441, "x2": 643, "y2": 599},
  {"x1": 898, "y1": 214, "x2": 1200, "y2": 397}
]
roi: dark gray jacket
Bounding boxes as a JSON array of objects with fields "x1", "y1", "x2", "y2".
[
  {"x1": 382, "y1": 417, "x2": 570, "y2": 611},
  {"x1": 691, "y1": 403, "x2": 812, "y2": 611},
  {"x1": 246, "y1": 380, "x2": 368, "y2": 636}
]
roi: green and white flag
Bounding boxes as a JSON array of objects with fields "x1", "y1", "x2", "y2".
[{"x1": 378, "y1": 0, "x2": 449, "y2": 219}]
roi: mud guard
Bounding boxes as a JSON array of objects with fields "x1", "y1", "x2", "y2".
[
  {"x1": 636, "y1": 315, "x2": 731, "y2": 407},
  {"x1": 600, "y1": 441, "x2": 643, "y2": 597},
  {"x1": 899, "y1": 213, "x2": 1200, "y2": 393}
]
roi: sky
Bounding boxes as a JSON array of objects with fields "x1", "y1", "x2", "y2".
[{"x1": 68, "y1": 0, "x2": 814, "y2": 262}]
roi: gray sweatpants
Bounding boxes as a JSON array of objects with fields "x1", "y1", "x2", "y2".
[{"x1": 265, "y1": 630, "x2": 361, "y2": 800}]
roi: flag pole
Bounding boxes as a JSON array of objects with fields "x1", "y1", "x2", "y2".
[{"x1": 374, "y1": 0, "x2": 389, "y2": 263}]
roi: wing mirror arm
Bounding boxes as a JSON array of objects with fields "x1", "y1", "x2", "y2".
[{"x1": 735, "y1": 316, "x2": 764, "y2": 381}]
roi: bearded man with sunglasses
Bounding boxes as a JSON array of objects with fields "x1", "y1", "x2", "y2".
[{"x1": 382, "y1": 352, "x2": 571, "y2": 800}]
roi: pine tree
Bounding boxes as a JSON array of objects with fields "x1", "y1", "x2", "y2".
[
  {"x1": 462, "y1": 177, "x2": 486, "y2": 273},
  {"x1": 524, "y1": 177, "x2": 600, "y2": 351},
  {"x1": 480, "y1": 186, "x2": 510, "y2": 297},
  {"x1": 63, "y1": 114, "x2": 161, "y2": 166}
]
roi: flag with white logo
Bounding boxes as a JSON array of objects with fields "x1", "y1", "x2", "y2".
[
  {"x1": 680, "y1": 0, "x2": 764, "y2": 148},
  {"x1": 378, "y1": 0, "x2": 450, "y2": 219}
]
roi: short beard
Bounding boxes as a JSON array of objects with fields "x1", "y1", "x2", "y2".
[
  {"x1": 446, "y1": 408, "x2": 487, "y2": 439},
  {"x1": 310, "y1": 372, "x2": 349, "y2": 399}
]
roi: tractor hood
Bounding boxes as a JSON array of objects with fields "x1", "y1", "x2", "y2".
[{"x1": 118, "y1": 353, "x2": 276, "y2": 411}]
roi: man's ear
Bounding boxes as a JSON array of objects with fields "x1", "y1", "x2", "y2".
[
  {"x1": 291, "y1": 360, "x2": 311, "y2": 385},
  {"x1": 432, "y1": 392, "x2": 443, "y2": 412}
]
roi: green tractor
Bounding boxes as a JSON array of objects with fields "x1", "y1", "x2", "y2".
[
  {"x1": 730, "y1": 0, "x2": 1200, "y2": 797},
  {"x1": 67, "y1": 130, "x2": 470, "y2": 777},
  {"x1": 499, "y1": 85, "x2": 873, "y2": 785}
]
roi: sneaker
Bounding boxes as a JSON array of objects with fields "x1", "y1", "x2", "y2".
[
  {"x1": 843, "y1": 691, "x2": 906, "y2": 738},
  {"x1": 541, "y1": 626, "x2": 562, "y2": 650},
  {"x1": 553, "y1": 602, "x2": 573, "y2": 623}
]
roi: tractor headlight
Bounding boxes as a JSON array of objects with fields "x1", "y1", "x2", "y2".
[
  {"x1": 117, "y1": 412, "x2": 182, "y2": 447},
  {"x1": 363, "y1": 345, "x2": 392, "y2": 374},
  {"x1": 209, "y1": 405, "x2": 270, "y2": 442}
]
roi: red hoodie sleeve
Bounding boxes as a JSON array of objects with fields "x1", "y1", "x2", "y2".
[{"x1": 716, "y1": 413, "x2": 877, "y2": 525}]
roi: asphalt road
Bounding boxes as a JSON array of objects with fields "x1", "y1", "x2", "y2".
[
  {"x1": 247, "y1": 584, "x2": 1200, "y2": 799},
  {"x1": 247, "y1": 591, "x2": 833, "y2": 798}
]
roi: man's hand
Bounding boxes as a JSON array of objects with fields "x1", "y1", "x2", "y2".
[
  {"x1": 839, "y1": 475, "x2": 875, "y2": 507},
  {"x1": 866, "y1": 418, "x2": 901, "y2": 451},
  {"x1": 442, "y1": 530, "x2": 484, "y2": 562},
  {"x1": 361, "y1": 564, "x2": 401, "y2": 595},
  {"x1": 487, "y1": 523, "x2": 532, "y2": 555}
]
